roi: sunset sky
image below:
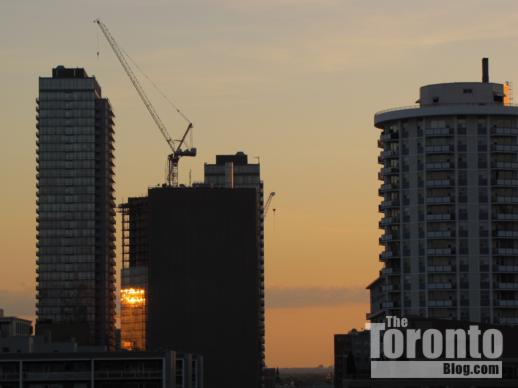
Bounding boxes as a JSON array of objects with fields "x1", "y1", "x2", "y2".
[{"x1": 3, "y1": 0, "x2": 518, "y2": 367}]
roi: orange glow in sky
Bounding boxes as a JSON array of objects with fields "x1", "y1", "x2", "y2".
[{"x1": 3, "y1": 0, "x2": 518, "y2": 368}]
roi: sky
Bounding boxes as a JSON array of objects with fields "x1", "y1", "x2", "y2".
[{"x1": 3, "y1": 0, "x2": 518, "y2": 367}]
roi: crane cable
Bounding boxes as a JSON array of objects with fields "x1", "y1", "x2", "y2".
[{"x1": 118, "y1": 45, "x2": 192, "y2": 127}]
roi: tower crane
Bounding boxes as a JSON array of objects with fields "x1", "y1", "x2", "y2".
[{"x1": 94, "y1": 19, "x2": 196, "y2": 186}]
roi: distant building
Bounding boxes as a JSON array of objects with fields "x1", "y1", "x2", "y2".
[
  {"x1": 335, "y1": 318, "x2": 518, "y2": 388},
  {"x1": 0, "y1": 350, "x2": 203, "y2": 388},
  {"x1": 0, "y1": 310, "x2": 32, "y2": 338},
  {"x1": 36, "y1": 66, "x2": 116, "y2": 348},
  {"x1": 119, "y1": 152, "x2": 264, "y2": 388},
  {"x1": 371, "y1": 59, "x2": 518, "y2": 324},
  {"x1": 334, "y1": 329, "x2": 370, "y2": 388}
]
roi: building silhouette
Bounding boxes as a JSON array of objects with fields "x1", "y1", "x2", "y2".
[
  {"x1": 120, "y1": 152, "x2": 264, "y2": 388},
  {"x1": 35, "y1": 66, "x2": 116, "y2": 348},
  {"x1": 369, "y1": 59, "x2": 518, "y2": 325}
]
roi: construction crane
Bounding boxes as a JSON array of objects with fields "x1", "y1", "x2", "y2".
[
  {"x1": 94, "y1": 18, "x2": 196, "y2": 186},
  {"x1": 264, "y1": 192, "x2": 276, "y2": 216}
]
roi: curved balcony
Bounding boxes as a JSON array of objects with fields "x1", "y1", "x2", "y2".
[
  {"x1": 426, "y1": 179, "x2": 454, "y2": 188},
  {"x1": 427, "y1": 248, "x2": 455, "y2": 256},
  {"x1": 428, "y1": 300, "x2": 454, "y2": 307},
  {"x1": 380, "y1": 132, "x2": 399, "y2": 142},
  {"x1": 379, "y1": 200, "x2": 399, "y2": 211},
  {"x1": 379, "y1": 217, "x2": 400, "y2": 227},
  {"x1": 426, "y1": 196, "x2": 452, "y2": 205},
  {"x1": 426, "y1": 213, "x2": 453, "y2": 222},
  {"x1": 493, "y1": 161, "x2": 518, "y2": 170},
  {"x1": 378, "y1": 183, "x2": 398, "y2": 195},
  {"x1": 425, "y1": 145, "x2": 453, "y2": 154},
  {"x1": 495, "y1": 213, "x2": 518, "y2": 221},
  {"x1": 495, "y1": 248, "x2": 518, "y2": 256},
  {"x1": 379, "y1": 149, "x2": 399, "y2": 160},
  {"x1": 427, "y1": 230, "x2": 454, "y2": 239},
  {"x1": 427, "y1": 265, "x2": 453, "y2": 273},
  {"x1": 425, "y1": 127, "x2": 452, "y2": 137},
  {"x1": 495, "y1": 265, "x2": 518, "y2": 273},
  {"x1": 495, "y1": 230, "x2": 518, "y2": 238},
  {"x1": 492, "y1": 127, "x2": 518, "y2": 136},
  {"x1": 493, "y1": 179, "x2": 518, "y2": 187},
  {"x1": 426, "y1": 162, "x2": 454, "y2": 170},
  {"x1": 492, "y1": 144, "x2": 518, "y2": 153},
  {"x1": 427, "y1": 282, "x2": 454, "y2": 290},
  {"x1": 494, "y1": 196, "x2": 518, "y2": 204}
]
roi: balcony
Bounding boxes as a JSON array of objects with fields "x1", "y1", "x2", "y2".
[
  {"x1": 426, "y1": 213, "x2": 452, "y2": 222},
  {"x1": 496, "y1": 265, "x2": 518, "y2": 273},
  {"x1": 381, "y1": 267, "x2": 394, "y2": 276},
  {"x1": 426, "y1": 162, "x2": 453, "y2": 170},
  {"x1": 380, "y1": 166, "x2": 399, "y2": 176},
  {"x1": 492, "y1": 127, "x2": 518, "y2": 136},
  {"x1": 382, "y1": 302, "x2": 394, "y2": 308},
  {"x1": 495, "y1": 196, "x2": 518, "y2": 204},
  {"x1": 379, "y1": 183, "x2": 398, "y2": 194},
  {"x1": 494, "y1": 179, "x2": 518, "y2": 187},
  {"x1": 494, "y1": 161, "x2": 518, "y2": 169},
  {"x1": 496, "y1": 230, "x2": 518, "y2": 238},
  {"x1": 380, "y1": 133, "x2": 398, "y2": 142},
  {"x1": 379, "y1": 234, "x2": 393, "y2": 243},
  {"x1": 425, "y1": 145, "x2": 453, "y2": 154},
  {"x1": 428, "y1": 300, "x2": 453, "y2": 307},
  {"x1": 498, "y1": 283, "x2": 518, "y2": 290},
  {"x1": 382, "y1": 284, "x2": 394, "y2": 292},
  {"x1": 426, "y1": 196, "x2": 452, "y2": 204},
  {"x1": 379, "y1": 150, "x2": 399, "y2": 159},
  {"x1": 428, "y1": 282, "x2": 453, "y2": 290},
  {"x1": 379, "y1": 200, "x2": 398, "y2": 211},
  {"x1": 380, "y1": 251, "x2": 398, "y2": 260},
  {"x1": 493, "y1": 144, "x2": 518, "y2": 153},
  {"x1": 495, "y1": 248, "x2": 518, "y2": 256},
  {"x1": 495, "y1": 213, "x2": 518, "y2": 221},
  {"x1": 427, "y1": 248, "x2": 454, "y2": 256},
  {"x1": 379, "y1": 217, "x2": 399, "y2": 227},
  {"x1": 497, "y1": 317, "x2": 518, "y2": 325},
  {"x1": 497, "y1": 299, "x2": 518, "y2": 307},
  {"x1": 427, "y1": 265, "x2": 453, "y2": 272},
  {"x1": 425, "y1": 127, "x2": 452, "y2": 137},
  {"x1": 427, "y1": 230, "x2": 453, "y2": 239},
  {"x1": 426, "y1": 179, "x2": 453, "y2": 187}
]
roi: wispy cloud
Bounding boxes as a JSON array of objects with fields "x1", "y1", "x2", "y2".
[{"x1": 266, "y1": 286, "x2": 367, "y2": 309}]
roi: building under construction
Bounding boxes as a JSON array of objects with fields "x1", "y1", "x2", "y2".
[{"x1": 119, "y1": 152, "x2": 265, "y2": 388}]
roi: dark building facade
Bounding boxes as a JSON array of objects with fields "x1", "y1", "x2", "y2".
[
  {"x1": 0, "y1": 350, "x2": 203, "y2": 388},
  {"x1": 119, "y1": 153, "x2": 264, "y2": 388},
  {"x1": 36, "y1": 66, "x2": 116, "y2": 348}
]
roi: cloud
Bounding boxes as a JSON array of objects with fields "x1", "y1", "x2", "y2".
[
  {"x1": 0, "y1": 289, "x2": 35, "y2": 320},
  {"x1": 266, "y1": 286, "x2": 367, "y2": 309}
]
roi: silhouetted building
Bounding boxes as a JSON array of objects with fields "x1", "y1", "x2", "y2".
[
  {"x1": 119, "y1": 152, "x2": 264, "y2": 388},
  {"x1": 371, "y1": 59, "x2": 518, "y2": 324},
  {"x1": 335, "y1": 318, "x2": 518, "y2": 388},
  {"x1": 35, "y1": 66, "x2": 116, "y2": 348},
  {"x1": 0, "y1": 350, "x2": 203, "y2": 388},
  {"x1": 334, "y1": 330, "x2": 370, "y2": 388},
  {"x1": 0, "y1": 310, "x2": 32, "y2": 338}
]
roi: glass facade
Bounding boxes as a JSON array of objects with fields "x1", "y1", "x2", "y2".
[{"x1": 36, "y1": 67, "x2": 115, "y2": 348}]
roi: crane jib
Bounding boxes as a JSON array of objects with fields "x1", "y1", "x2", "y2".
[{"x1": 94, "y1": 18, "x2": 196, "y2": 187}]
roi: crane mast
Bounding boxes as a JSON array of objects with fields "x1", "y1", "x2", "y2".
[{"x1": 94, "y1": 19, "x2": 196, "y2": 186}]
